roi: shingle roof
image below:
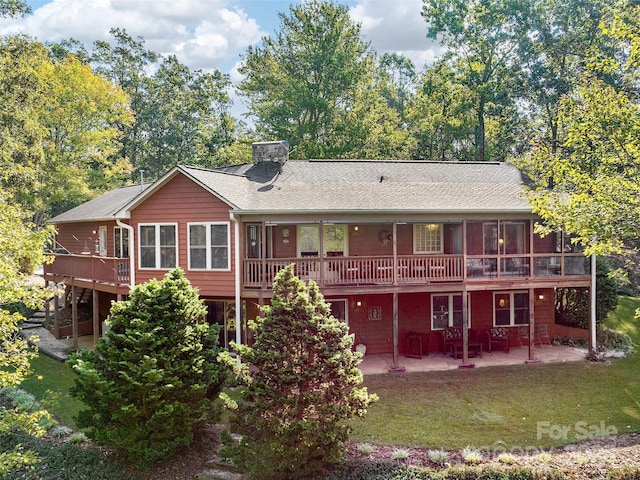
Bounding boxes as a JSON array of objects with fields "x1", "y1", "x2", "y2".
[
  {"x1": 181, "y1": 160, "x2": 532, "y2": 214},
  {"x1": 48, "y1": 183, "x2": 150, "y2": 223},
  {"x1": 51, "y1": 160, "x2": 533, "y2": 224}
]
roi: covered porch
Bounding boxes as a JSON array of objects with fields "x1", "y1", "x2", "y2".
[{"x1": 358, "y1": 344, "x2": 587, "y2": 374}]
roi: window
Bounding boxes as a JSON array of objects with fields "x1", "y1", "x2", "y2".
[
  {"x1": 139, "y1": 224, "x2": 177, "y2": 269},
  {"x1": 414, "y1": 224, "x2": 443, "y2": 254},
  {"x1": 114, "y1": 227, "x2": 129, "y2": 258},
  {"x1": 328, "y1": 299, "x2": 348, "y2": 326},
  {"x1": 494, "y1": 291, "x2": 529, "y2": 326},
  {"x1": 188, "y1": 222, "x2": 230, "y2": 270},
  {"x1": 296, "y1": 224, "x2": 348, "y2": 257},
  {"x1": 431, "y1": 293, "x2": 467, "y2": 330}
]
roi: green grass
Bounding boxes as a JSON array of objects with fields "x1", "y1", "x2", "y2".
[
  {"x1": 18, "y1": 297, "x2": 640, "y2": 455},
  {"x1": 20, "y1": 353, "x2": 84, "y2": 429},
  {"x1": 350, "y1": 296, "x2": 640, "y2": 450}
]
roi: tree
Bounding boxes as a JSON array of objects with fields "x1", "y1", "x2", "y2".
[
  {"x1": 221, "y1": 265, "x2": 376, "y2": 480},
  {"x1": 408, "y1": 60, "x2": 476, "y2": 161},
  {"x1": 422, "y1": 0, "x2": 529, "y2": 161},
  {"x1": 515, "y1": 65, "x2": 640, "y2": 254},
  {"x1": 68, "y1": 269, "x2": 228, "y2": 469},
  {"x1": 516, "y1": 0, "x2": 610, "y2": 151},
  {"x1": 239, "y1": 0, "x2": 402, "y2": 159},
  {"x1": 0, "y1": 191, "x2": 54, "y2": 475},
  {"x1": 0, "y1": 35, "x2": 133, "y2": 224},
  {"x1": 90, "y1": 29, "x2": 240, "y2": 181}
]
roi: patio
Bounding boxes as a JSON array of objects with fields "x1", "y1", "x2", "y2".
[{"x1": 358, "y1": 344, "x2": 587, "y2": 375}]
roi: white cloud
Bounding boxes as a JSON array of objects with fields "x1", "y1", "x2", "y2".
[
  {"x1": 0, "y1": 0, "x2": 264, "y2": 72},
  {"x1": 349, "y1": 0, "x2": 445, "y2": 69}
]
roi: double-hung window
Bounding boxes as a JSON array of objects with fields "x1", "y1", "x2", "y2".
[
  {"x1": 494, "y1": 291, "x2": 529, "y2": 326},
  {"x1": 139, "y1": 224, "x2": 177, "y2": 269},
  {"x1": 414, "y1": 224, "x2": 443, "y2": 254},
  {"x1": 188, "y1": 222, "x2": 230, "y2": 270}
]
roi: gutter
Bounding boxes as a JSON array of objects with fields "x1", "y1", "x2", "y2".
[
  {"x1": 229, "y1": 212, "x2": 242, "y2": 366},
  {"x1": 116, "y1": 219, "x2": 135, "y2": 288}
]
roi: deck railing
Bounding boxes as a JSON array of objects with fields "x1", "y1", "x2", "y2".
[
  {"x1": 43, "y1": 254, "x2": 130, "y2": 286},
  {"x1": 243, "y1": 253, "x2": 590, "y2": 288}
]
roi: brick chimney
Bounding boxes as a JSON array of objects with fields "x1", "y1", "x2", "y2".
[{"x1": 252, "y1": 141, "x2": 289, "y2": 165}]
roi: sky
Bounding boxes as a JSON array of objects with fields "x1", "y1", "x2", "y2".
[{"x1": 1, "y1": 0, "x2": 444, "y2": 119}]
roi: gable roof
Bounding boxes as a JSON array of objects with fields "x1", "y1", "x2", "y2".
[
  {"x1": 52, "y1": 160, "x2": 534, "y2": 224},
  {"x1": 48, "y1": 183, "x2": 150, "y2": 224},
  {"x1": 178, "y1": 160, "x2": 533, "y2": 214}
]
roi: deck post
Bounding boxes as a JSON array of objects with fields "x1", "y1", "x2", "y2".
[
  {"x1": 53, "y1": 290, "x2": 60, "y2": 338},
  {"x1": 526, "y1": 287, "x2": 538, "y2": 363},
  {"x1": 589, "y1": 254, "x2": 597, "y2": 354},
  {"x1": 460, "y1": 289, "x2": 471, "y2": 367},
  {"x1": 392, "y1": 292, "x2": 399, "y2": 368},
  {"x1": 93, "y1": 286, "x2": 100, "y2": 345},
  {"x1": 71, "y1": 279, "x2": 78, "y2": 350}
]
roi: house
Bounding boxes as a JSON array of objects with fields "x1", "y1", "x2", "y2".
[{"x1": 43, "y1": 141, "x2": 594, "y2": 366}]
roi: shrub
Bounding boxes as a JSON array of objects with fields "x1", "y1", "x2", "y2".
[
  {"x1": 461, "y1": 446, "x2": 483, "y2": 465},
  {"x1": 222, "y1": 265, "x2": 377, "y2": 480},
  {"x1": 391, "y1": 448, "x2": 410, "y2": 462},
  {"x1": 68, "y1": 269, "x2": 228, "y2": 469},
  {"x1": 357, "y1": 443, "x2": 375, "y2": 456},
  {"x1": 428, "y1": 448, "x2": 450, "y2": 466}
]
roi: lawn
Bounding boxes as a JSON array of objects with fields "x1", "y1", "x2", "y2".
[{"x1": 20, "y1": 297, "x2": 640, "y2": 453}]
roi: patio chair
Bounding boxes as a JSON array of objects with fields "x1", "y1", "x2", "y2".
[
  {"x1": 536, "y1": 323, "x2": 553, "y2": 347},
  {"x1": 517, "y1": 325, "x2": 530, "y2": 347},
  {"x1": 488, "y1": 327, "x2": 510, "y2": 353}
]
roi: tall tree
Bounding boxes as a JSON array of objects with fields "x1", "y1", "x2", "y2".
[
  {"x1": 239, "y1": 0, "x2": 402, "y2": 159},
  {"x1": 90, "y1": 29, "x2": 241, "y2": 180},
  {"x1": 222, "y1": 265, "x2": 376, "y2": 479},
  {"x1": 1, "y1": 35, "x2": 133, "y2": 223},
  {"x1": 515, "y1": 2, "x2": 640, "y2": 256},
  {"x1": 517, "y1": 0, "x2": 610, "y2": 151},
  {"x1": 408, "y1": 60, "x2": 476, "y2": 161},
  {"x1": 422, "y1": 0, "x2": 529, "y2": 161}
]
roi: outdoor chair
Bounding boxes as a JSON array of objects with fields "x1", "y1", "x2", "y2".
[
  {"x1": 488, "y1": 327, "x2": 510, "y2": 353},
  {"x1": 517, "y1": 325, "x2": 530, "y2": 347},
  {"x1": 536, "y1": 323, "x2": 553, "y2": 347}
]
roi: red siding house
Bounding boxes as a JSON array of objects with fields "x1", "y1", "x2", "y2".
[{"x1": 43, "y1": 141, "x2": 594, "y2": 365}]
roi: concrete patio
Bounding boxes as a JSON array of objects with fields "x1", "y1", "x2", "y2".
[{"x1": 358, "y1": 345, "x2": 587, "y2": 375}]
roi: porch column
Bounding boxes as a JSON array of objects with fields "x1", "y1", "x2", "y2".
[
  {"x1": 92, "y1": 287, "x2": 100, "y2": 346},
  {"x1": 71, "y1": 280, "x2": 78, "y2": 350},
  {"x1": 392, "y1": 292, "x2": 399, "y2": 368},
  {"x1": 44, "y1": 291, "x2": 50, "y2": 330},
  {"x1": 527, "y1": 287, "x2": 536, "y2": 363},
  {"x1": 460, "y1": 288, "x2": 470, "y2": 367},
  {"x1": 589, "y1": 253, "x2": 597, "y2": 354},
  {"x1": 392, "y1": 223, "x2": 398, "y2": 285}
]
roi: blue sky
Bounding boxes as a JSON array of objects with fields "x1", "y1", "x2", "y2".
[{"x1": 3, "y1": 0, "x2": 442, "y2": 118}]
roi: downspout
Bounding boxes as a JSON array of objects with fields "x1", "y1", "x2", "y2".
[
  {"x1": 230, "y1": 213, "x2": 242, "y2": 366},
  {"x1": 116, "y1": 219, "x2": 135, "y2": 288}
]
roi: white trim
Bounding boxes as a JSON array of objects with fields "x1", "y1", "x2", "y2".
[
  {"x1": 328, "y1": 298, "x2": 349, "y2": 326},
  {"x1": 431, "y1": 293, "x2": 469, "y2": 330},
  {"x1": 187, "y1": 221, "x2": 231, "y2": 271},
  {"x1": 493, "y1": 290, "x2": 529, "y2": 327},
  {"x1": 138, "y1": 223, "x2": 178, "y2": 270},
  {"x1": 413, "y1": 223, "x2": 443, "y2": 254}
]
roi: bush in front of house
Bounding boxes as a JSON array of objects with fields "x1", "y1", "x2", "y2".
[
  {"x1": 221, "y1": 264, "x2": 377, "y2": 480},
  {"x1": 68, "y1": 268, "x2": 228, "y2": 470}
]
